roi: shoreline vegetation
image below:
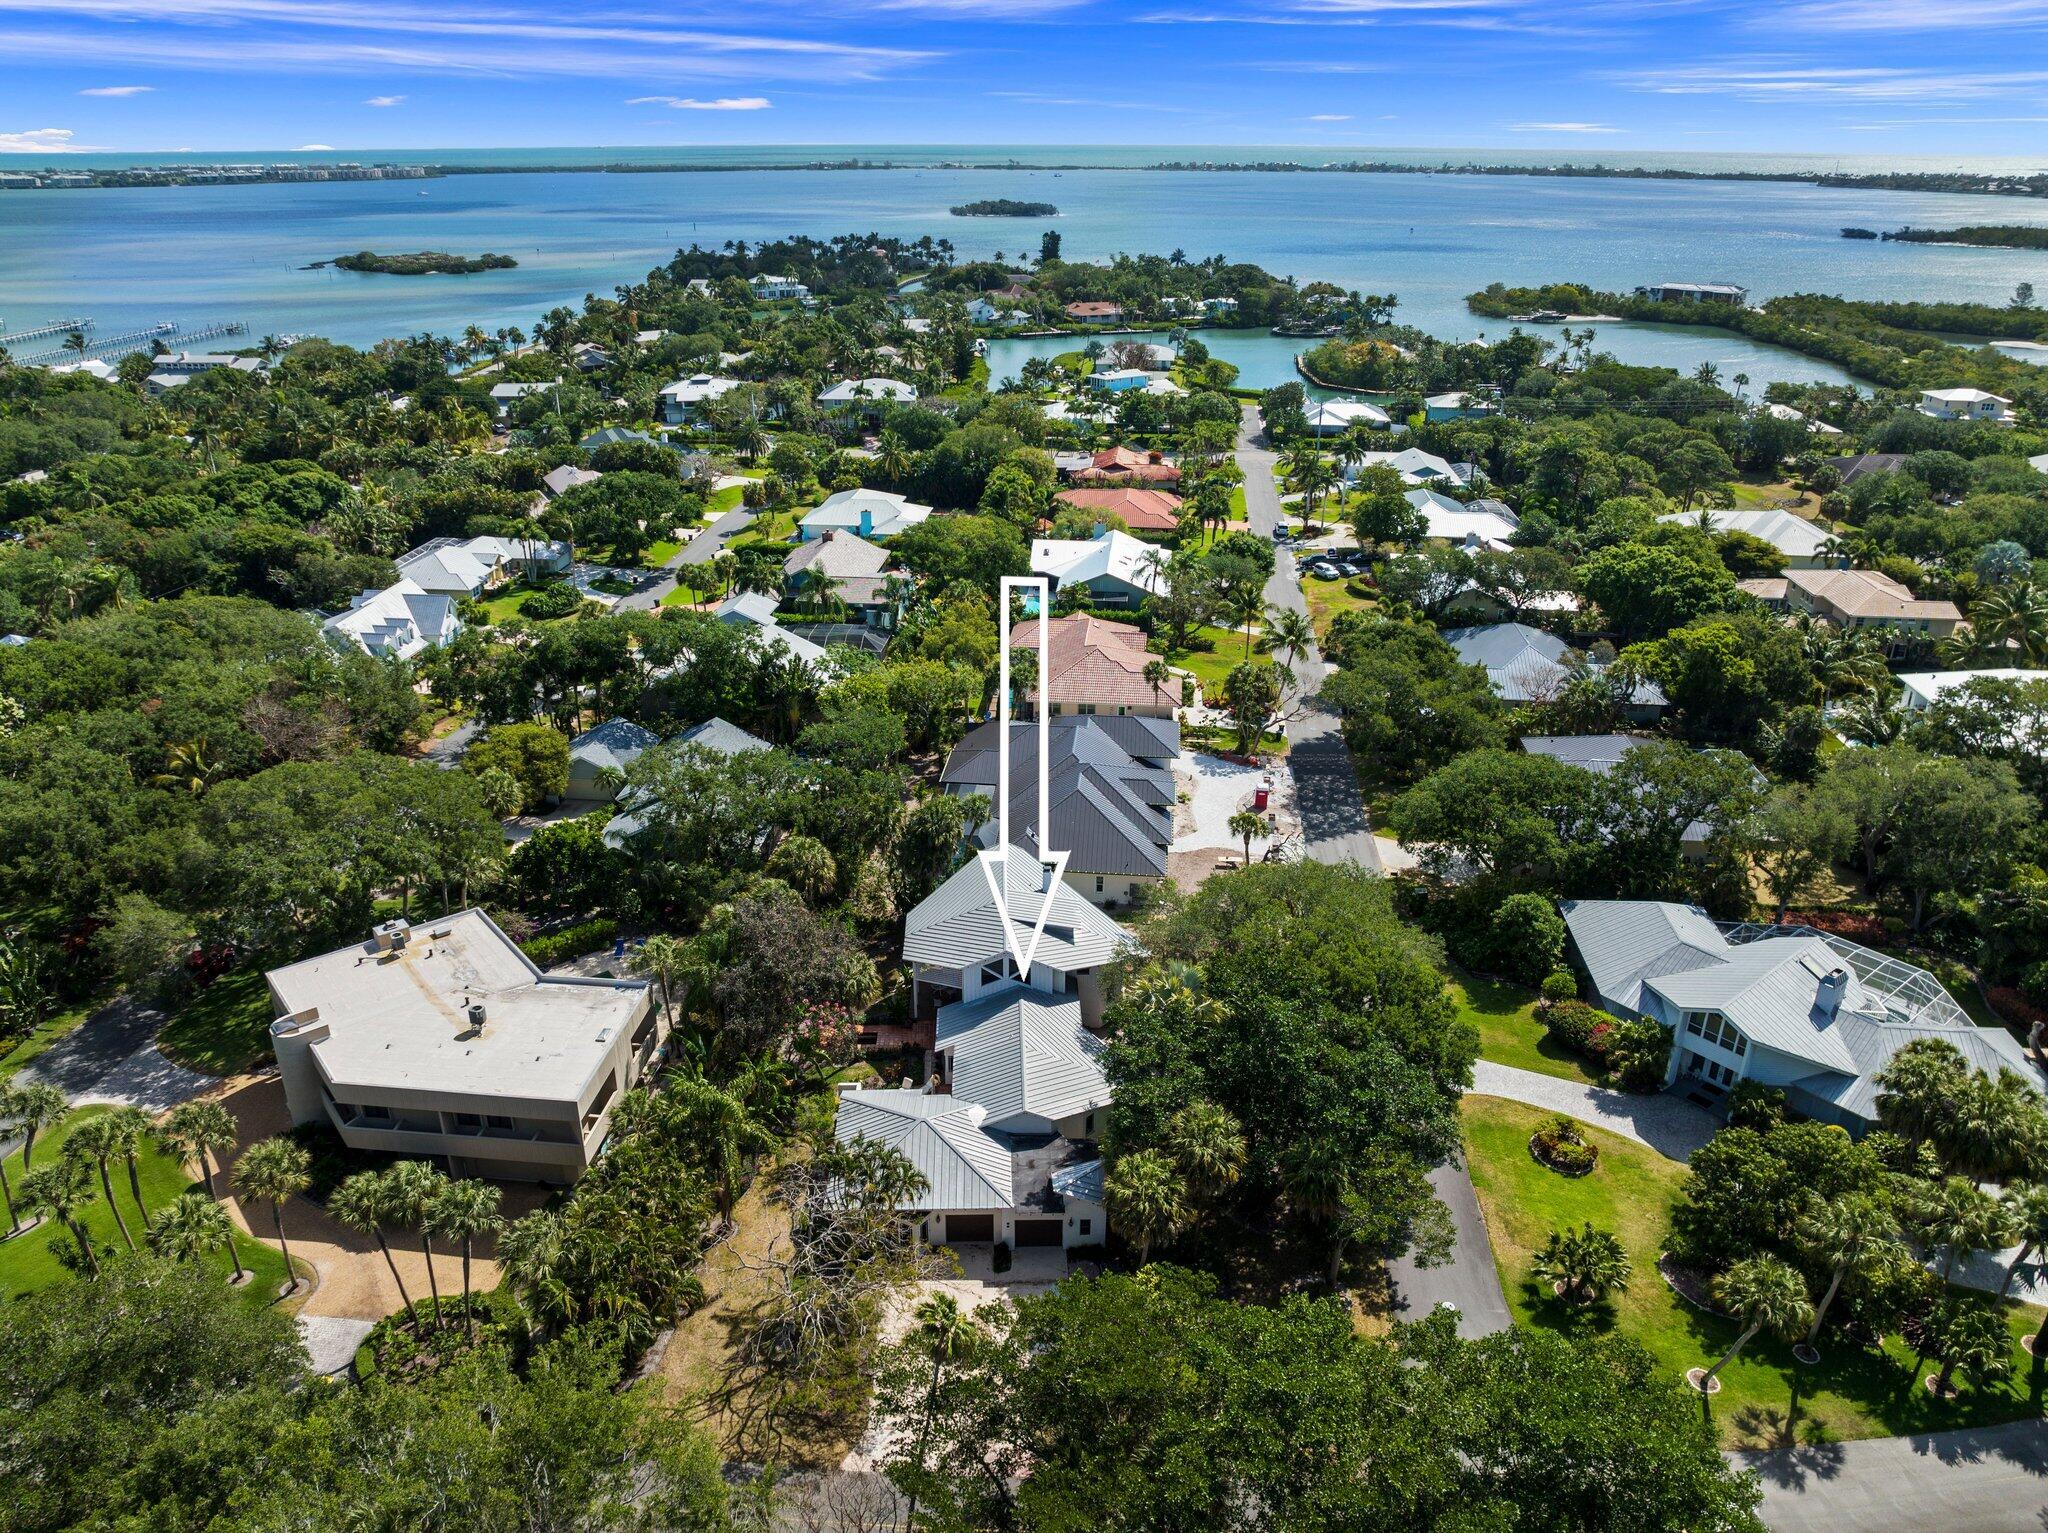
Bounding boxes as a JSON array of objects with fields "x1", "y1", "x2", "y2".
[
  {"x1": 948, "y1": 198, "x2": 1058, "y2": 217},
  {"x1": 8, "y1": 158, "x2": 2048, "y2": 200},
  {"x1": 316, "y1": 250, "x2": 519, "y2": 275},
  {"x1": 1842, "y1": 225, "x2": 2048, "y2": 250}
]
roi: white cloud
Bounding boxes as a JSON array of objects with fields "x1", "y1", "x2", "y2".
[
  {"x1": 0, "y1": 127, "x2": 90, "y2": 151},
  {"x1": 1306, "y1": 112, "x2": 1353, "y2": 120},
  {"x1": 363, "y1": 93, "x2": 404, "y2": 105},
  {"x1": 626, "y1": 94, "x2": 771, "y2": 109},
  {"x1": 79, "y1": 83, "x2": 152, "y2": 95},
  {"x1": 1611, "y1": 61, "x2": 2048, "y2": 100},
  {"x1": 298, "y1": 142, "x2": 335, "y2": 149},
  {"x1": 1774, "y1": 0, "x2": 2048, "y2": 28},
  {"x1": 1509, "y1": 120, "x2": 1622, "y2": 131}
]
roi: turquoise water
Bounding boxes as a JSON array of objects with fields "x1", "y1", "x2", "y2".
[{"x1": 4, "y1": 154, "x2": 2045, "y2": 385}]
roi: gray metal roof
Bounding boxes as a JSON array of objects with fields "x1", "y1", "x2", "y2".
[
  {"x1": 1648, "y1": 937, "x2": 1863, "y2": 1074},
  {"x1": 1561, "y1": 899, "x2": 1727, "y2": 1016},
  {"x1": 672, "y1": 717, "x2": 771, "y2": 756},
  {"x1": 1445, "y1": 624, "x2": 1665, "y2": 708},
  {"x1": 1519, "y1": 734, "x2": 1649, "y2": 771},
  {"x1": 569, "y1": 718, "x2": 660, "y2": 773},
  {"x1": 903, "y1": 856, "x2": 1133, "y2": 975},
  {"x1": 946, "y1": 720, "x2": 1174, "y2": 879},
  {"x1": 936, "y1": 987, "x2": 1109, "y2": 1127},
  {"x1": 1050, "y1": 1158, "x2": 1105, "y2": 1204},
  {"x1": 953, "y1": 713, "x2": 1178, "y2": 765},
  {"x1": 834, "y1": 1090, "x2": 1014, "y2": 1211}
]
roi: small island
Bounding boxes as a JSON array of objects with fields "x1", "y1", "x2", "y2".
[
  {"x1": 949, "y1": 199, "x2": 1059, "y2": 218},
  {"x1": 320, "y1": 250, "x2": 520, "y2": 275},
  {"x1": 1848, "y1": 225, "x2": 2048, "y2": 250}
]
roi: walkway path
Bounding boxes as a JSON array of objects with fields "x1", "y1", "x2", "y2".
[
  {"x1": 1469, "y1": 1061, "x2": 1720, "y2": 1162},
  {"x1": 1234, "y1": 405, "x2": 1377, "y2": 871},
  {"x1": 1738, "y1": 1417, "x2": 2048, "y2": 1532}
]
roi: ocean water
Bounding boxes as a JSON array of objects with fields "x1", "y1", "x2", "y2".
[{"x1": 4, "y1": 152, "x2": 2047, "y2": 387}]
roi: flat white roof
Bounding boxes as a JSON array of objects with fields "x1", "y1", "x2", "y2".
[{"x1": 267, "y1": 909, "x2": 647, "y2": 1107}]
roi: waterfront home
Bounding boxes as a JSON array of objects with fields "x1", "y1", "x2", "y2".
[
  {"x1": 1053, "y1": 486, "x2": 1184, "y2": 535},
  {"x1": 1424, "y1": 391, "x2": 1499, "y2": 423},
  {"x1": 267, "y1": 911, "x2": 661, "y2": 1184},
  {"x1": 1656, "y1": 508, "x2": 1839, "y2": 568},
  {"x1": 1086, "y1": 368, "x2": 1154, "y2": 394},
  {"x1": 395, "y1": 534, "x2": 572, "y2": 598},
  {"x1": 1779, "y1": 567, "x2": 1963, "y2": 643},
  {"x1": 569, "y1": 342, "x2": 612, "y2": 373},
  {"x1": 750, "y1": 273, "x2": 810, "y2": 302},
  {"x1": 817, "y1": 377, "x2": 918, "y2": 416},
  {"x1": 1407, "y1": 488, "x2": 1518, "y2": 551},
  {"x1": 47, "y1": 357, "x2": 117, "y2": 381},
  {"x1": 966, "y1": 297, "x2": 1031, "y2": 327},
  {"x1": 1305, "y1": 399, "x2": 1392, "y2": 436},
  {"x1": 799, "y1": 486, "x2": 933, "y2": 541},
  {"x1": 539, "y1": 464, "x2": 601, "y2": 501},
  {"x1": 1201, "y1": 296, "x2": 1238, "y2": 316},
  {"x1": 1561, "y1": 899, "x2": 2037, "y2": 1127},
  {"x1": 657, "y1": 373, "x2": 741, "y2": 425},
  {"x1": 1896, "y1": 667, "x2": 2047, "y2": 712},
  {"x1": 712, "y1": 590, "x2": 829, "y2": 666},
  {"x1": 1444, "y1": 622, "x2": 1667, "y2": 717},
  {"x1": 1826, "y1": 452, "x2": 1907, "y2": 486},
  {"x1": 1637, "y1": 282, "x2": 1748, "y2": 306},
  {"x1": 565, "y1": 719, "x2": 660, "y2": 805},
  {"x1": 1761, "y1": 401, "x2": 1843, "y2": 436},
  {"x1": 1064, "y1": 300, "x2": 1124, "y2": 324},
  {"x1": 1918, "y1": 387, "x2": 2013, "y2": 423},
  {"x1": 488, "y1": 380, "x2": 556, "y2": 416},
  {"x1": 322, "y1": 579, "x2": 459, "y2": 661},
  {"x1": 1068, "y1": 445, "x2": 1182, "y2": 487},
  {"x1": 150, "y1": 351, "x2": 265, "y2": 378},
  {"x1": 1343, "y1": 446, "x2": 1462, "y2": 486},
  {"x1": 1032, "y1": 527, "x2": 1169, "y2": 609},
  {"x1": 944, "y1": 714, "x2": 1177, "y2": 909},
  {"x1": 782, "y1": 531, "x2": 904, "y2": 627},
  {"x1": 1521, "y1": 735, "x2": 1751, "y2": 854},
  {"x1": 1011, "y1": 613, "x2": 1176, "y2": 717}
]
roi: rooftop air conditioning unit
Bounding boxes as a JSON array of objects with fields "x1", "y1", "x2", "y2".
[{"x1": 371, "y1": 918, "x2": 412, "y2": 952}]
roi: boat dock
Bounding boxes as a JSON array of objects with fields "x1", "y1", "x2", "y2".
[
  {"x1": 1, "y1": 316, "x2": 93, "y2": 345},
  {"x1": 15, "y1": 319, "x2": 245, "y2": 366}
]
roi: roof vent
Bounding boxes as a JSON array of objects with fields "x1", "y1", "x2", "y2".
[
  {"x1": 966, "y1": 1103, "x2": 988, "y2": 1128},
  {"x1": 465, "y1": 1001, "x2": 487, "y2": 1031},
  {"x1": 371, "y1": 918, "x2": 412, "y2": 952}
]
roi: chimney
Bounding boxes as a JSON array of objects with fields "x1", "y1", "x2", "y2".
[
  {"x1": 1092, "y1": 521, "x2": 1107, "y2": 539},
  {"x1": 858, "y1": 509, "x2": 873, "y2": 537},
  {"x1": 1817, "y1": 968, "x2": 1849, "y2": 1019}
]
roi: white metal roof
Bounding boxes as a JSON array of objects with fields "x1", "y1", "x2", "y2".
[{"x1": 936, "y1": 987, "x2": 1109, "y2": 1127}]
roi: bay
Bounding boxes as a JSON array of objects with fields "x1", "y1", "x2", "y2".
[{"x1": 5, "y1": 154, "x2": 2047, "y2": 387}]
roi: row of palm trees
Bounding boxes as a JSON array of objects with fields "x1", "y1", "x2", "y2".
[{"x1": 330, "y1": 1162, "x2": 504, "y2": 1339}]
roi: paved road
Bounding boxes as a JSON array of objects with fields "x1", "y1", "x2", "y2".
[
  {"x1": 14, "y1": 995, "x2": 213, "y2": 1113},
  {"x1": 1235, "y1": 406, "x2": 1377, "y2": 871},
  {"x1": 1739, "y1": 1417, "x2": 2048, "y2": 1532},
  {"x1": 1470, "y1": 1061, "x2": 1719, "y2": 1162},
  {"x1": 617, "y1": 508, "x2": 756, "y2": 612},
  {"x1": 1385, "y1": 1158, "x2": 1513, "y2": 1338}
]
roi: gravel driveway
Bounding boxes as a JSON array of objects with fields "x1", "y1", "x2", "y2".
[{"x1": 1470, "y1": 1060, "x2": 1718, "y2": 1162}]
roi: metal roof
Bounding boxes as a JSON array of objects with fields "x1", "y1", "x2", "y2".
[
  {"x1": 945, "y1": 719, "x2": 1174, "y2": 879},
  {"x1": 1561, "y1": 899, "x2": 1727, "y2": 1015},
  {"x1": 1050, "y1": 1158, "x2": 1105, "y2": 1204},
  {"x1": 936, "y1": 987, "x2": 1109, "y2": 1127},
  {"x1": 672, "y1": 717, "x2": 770, "y2": 757},
  {"x1": 834, "y1": 1090, "x2": 1013, "y2": 1211},
  {"x1": 570, "y1": 718, "x2": 660, "y2": 774},
  {"x1": 903, "y1": 856, "x2": 1133, "y2": 975}
]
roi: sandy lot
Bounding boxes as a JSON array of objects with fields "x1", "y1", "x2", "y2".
[{"x1": 206, "y1": 1073, "x2": 549, "y2": 1322}]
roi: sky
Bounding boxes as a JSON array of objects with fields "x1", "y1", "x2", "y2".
[{"x1": 3, "y1": 0, "x2": 2048, "y2": 158}]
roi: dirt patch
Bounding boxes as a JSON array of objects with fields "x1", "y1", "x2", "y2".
[
  {"x1": 204, "y1": 1073, "x2": 549, "y2": 1323},
  {"x1": 1167, "y1": 846, "x2": 1244, "y2": 893}
]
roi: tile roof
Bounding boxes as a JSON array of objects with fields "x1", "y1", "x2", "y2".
[
  {"x1": 1053, "y1": 486, "x2": 1184, "y2": 532},
  {"x1": 1787, "y1": 568, "x2": 1962, "y2": 622},
  {"x1": 1009, "y1": 613, "x2": 1165, "y2": 711}
]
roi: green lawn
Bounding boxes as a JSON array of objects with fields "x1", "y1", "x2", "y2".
[
  {"x1": 475, "y1": 586, "x2": 543, "y2": 623},
  {"x1": 639, "y1": 538, "x2": 684, "y2": 567},
  {"x1": 1452, "y1": 971, "x2": 1601, "y2": 1086},
  {"x1": 0, "y1": 1105, "x2": 292, "y2": 1308},
  {"x1": 708, "y1": 484, "x2": 747, "y2": 514},
  {"x1": 1301, "y1": 574, "x2": 1376, "y2": 640},
  {"x1": 1228, "y1": 483, "x2": 1247, "y2": 523},
  {"x1": 1462, "y1": 1096, "x2": 2048, "y2": 1448},
  {"x1": 0, "y1": 1003, "x2": 91, "y2": 1083},
  {"x1": 1152, "y1": 623, "x2": 1257, "y2": 697},
  {"x1": 157, "y1": 967, "x2": 274, "y2": 1077}
]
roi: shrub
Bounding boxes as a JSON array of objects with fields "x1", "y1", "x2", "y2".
[
  {"x1": 520, "y1": 917, "x2": 621, "y2": 969},
  {"x1": 1989, "y1": 986, "x2": 2048, "y2": 1031},
  {"x1": 1530, "y1": 1114, "x2": 1598, "y2": 1176},
  {"x1": 1603, "y1": 1017, "x2": 1672, "y2": 1094},
  {"x1": 1486, "y1": 894, "x2": 1567, "y2": 986},
  {"x1": 992, "y1": 1240, "x2": 1012, "y2": 1274},
  {"x1": 1783, "y1": 910, "x2": 1888, "y2": 945},
  {"x1": 520, "y1": 581, "x2": 587, "y2": 621},
  {"x1": 1540, "y1": 970, "x2": 1580, "y2": 1006},
  {"x1": 1725, "y1": 1081, "x2": 1788, "y2": 1130},
  {"x1": 1544, "y1": 1000, "x2": 1611, "y2": 1056}
]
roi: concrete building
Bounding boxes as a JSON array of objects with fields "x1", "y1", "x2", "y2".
[
  {"x1": 1304, "y1": 398, "x2": 1393, "y2": 436},
  {"x1": 749, "y1": 274, "x2": 810, "y2": 302},
  {"x1": 566, "y1": 719, "x2": 661, "y2": 805},
  {"x1": 1052, "y1": 487, "x2": 1183, "y2": 535},
  {"x1": 1896, "y1": 667, "x2": 2048, "y2": 712},
  {"x1": 267, "y1": 911, "x2": 662, "y2": 1183},
  {"x1": 1638, "y1": 282, "x2": 1749, "y2": 306},
  {"x1": 1561, "y1": 900, "x2": 2038, "y2": 1129},
  {"x1": 1780, "y1": 567, "x2": 1964, "y2": 643},
  {"x1": 1010, "y1": 613, "x2": 1176, "y2": 718},
  {"x1": 487, "y1": 379, "x2": 556, "y2": 415},
  {"x1": 1407, "y1": 488, "x2": 1518, "y2": 551}
]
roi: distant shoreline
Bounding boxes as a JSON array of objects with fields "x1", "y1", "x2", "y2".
[{"x1": 8, "y1": 158, "x2": 2048, "y2": 200}]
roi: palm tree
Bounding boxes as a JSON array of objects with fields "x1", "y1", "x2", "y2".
[
  {"x1": 12, "y1": 1082, "x2": 68, "y2": 1170},
  {"x1": 1103, "y1": 1149, "x2": 1186, "y2": 1264},
  {"x1": 498, "y1": 1207, "x2": 576, "y2": 1337},
  {"x1": 1792, "y1": 1194, "x2": 1895, "y2": 1356},
  {"x1": 430, "y1": 1179, "x2": 504, "y2": 1342},
  {"x1": 1944, "y1": 1068, "x2": 2045, "y2": 1186},
  {"x1": 902, "y1": 1292, "x2": 982, "y2": 1531},
  {"x1": 157, "y1": 1100, "x2": 239, "y2": 1200},
  {"x1": 1876, "y1": 1040, "x2": 1969, "y2": 1149},
  {"x1": 1531, "y1": 1221, "x2": 1631, "y2": 1306},
  {"x1": 61, "y1": 330, "x2": 88, "y2": 359},
  {"x1": 1695, "y1": 1255, "x2": 1812, "y2": 1392},
  {"x1": 1924, "y1": 1298, "x2": 2014, "y2": 1397},
  {"x1": 329, "y1": 1169, "x2": 418, "y2": 1324},
  {"x1": 66, "y1": 1117, "x2": 135, "y2": 1252},
  {"x1": 1998, "y1": 1183, "x2": 2048, "y2": 1301},
  {"x1": 1143, "y1": 658, "x2": 1173, "y2": 712},
  {"x1": 1228, "y1": 808, "x2": 1267, "y2": 868},
  {"x1": 22, "y1": 1157, "x2": 98, "y2": 1276},
  {"x1": 674, "y1": 1080, "x2": 773, "y2": 1226},
  {"x1": 0, "y1": 1082, "x2": 27, "y2": 1233},
  {"x1": 101, "y1": 1105, "x2": 154, "y2": 1233},
  {"x1": 233, "y1": 1137, "x2": 312, "y2": 1294},
  {"x1": 1163, "y1": 1100, "x2": 1245, "y2": 1199},
  {"x1": 1909, "y1": 1176, "x2": 2014, "y2": 1283},
  {"x1": 148, "y1": 1190, "x2": 244, "y2": 1283},
  {"x1": 151, "y1": 739, "x2": 219, "y2": 795},
  {"x1": 1222, "y1": 583, "x2": 1266, "y2": 659},
  {"x1": 384, "y1": 1160, "x2": 451, "y2": 1326},
  {"x1": 632, "y1": 934, "x2": 691, "y2": 1037},
  {"x1": 1265, "y1": 606, "x2": 1316, "y2": 678}
]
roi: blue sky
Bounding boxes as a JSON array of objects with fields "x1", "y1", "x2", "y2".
[{"x1": 3, "y1": 0, "x2": 2047, "y2": 157}]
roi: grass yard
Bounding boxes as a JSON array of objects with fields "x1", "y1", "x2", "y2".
[
  {"x1": 1462, "y1": 1096, "x2": 2048, "y2": 1449},
  {"x1": 157, "y1": 967, "x2": 274, "y2": 1077},
  {"x1": 1153, "y1": 622, "x2": 1258, "y2": 697},
  {"x1": 1301, "y1": 574, "x2": 1375, "y2": 639},
  {"x1": 1229, "y1": 483, "x2": 1247, "y2": 523},
  {"x1": 0, "y1": 1003, "x2": 90, "y2": 1083},
  {"x1": 1451, "y1": 971, "x2": 1601, "y2": 1086},
  {"x1": 474, "y1": 586, "x2": 544, "y2": 623},
  {"x1": 0, "y1": 1104, "x2": 292, "y2": 1308},
  {"x1": 707, "y1": 484, "x2": 747, "y2": 515},
  {"x1": 638, "y1": 538, "x2": 684, "y2": 567}
]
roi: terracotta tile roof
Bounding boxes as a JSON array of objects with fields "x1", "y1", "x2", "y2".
[
  {"x1": 1787, "y1": 568, "x2": 1962, "y2": 622},
  {"x1": 1009, "y1": 613, "x2": 1164, "y2": 711},
  {"x1": 1069, "y1": 445, "x2": 1182, "y2": 486},
  {"x1": 1054, "y1": 486, "x2": 1184, "y2": 532},
  {"x1": 1065, "y1": 301, "x2": 1123, "y2": 319}
]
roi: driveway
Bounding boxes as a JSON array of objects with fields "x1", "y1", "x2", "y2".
[
  {"x1": 616, "y1": 508, "x2": 757, "y2": 612},
  {"x1": 1235, "y1": 406, "x2": 1377, "y2": 872},
  {"x1": 1470, "y1": 1062, "x2": 1719, "y2": 1163},
  {"x1": 16, "y1": 996, "x2": 213, "y2": 1113},
  {"x1": 1384, "y1": 1158, "x2": 1513, "y2": 1338},
  {"x1": 1739, "y1": 1418, "x2": 2048, "y2": 1533}
]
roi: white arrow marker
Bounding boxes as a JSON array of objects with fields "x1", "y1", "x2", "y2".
[{"x1": 979, "y1": 575, "x2": 1060, "y2": 978}]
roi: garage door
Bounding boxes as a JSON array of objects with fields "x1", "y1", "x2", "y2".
[
  {"x1": 1014, "y1": 1218, "x2": 1063, "y2": 1248},
  {"x1": 944, "y1": 1213, "x2": 994, "y2": 1243}
]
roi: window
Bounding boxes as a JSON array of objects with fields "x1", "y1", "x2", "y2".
[
  {"x1": 1095, "y1": 875, "x2": 1106, "y2": 893},
  {"x1": 1685, "y1": 1011, "x2": 1747, "y2": 1056},
  {"x1": 1085, "y1": 1112, "x2": 1096, "y2": 1134},
  {"x1": 487, "y1": 1113, "x2": 513, "y2": 1129},
  {"x1": 362, "y1": 1103, "x2": 390, "y2": 1121},
  {"x1": 454, "y1": 1111, "x2": 481, "y2": 1128},
  {"x1": 1078, "y1": 704, "x2": 1097, "y2": 716},
  {"x1": 1080, "y1": 1219, "x2": 1092, "y2": 1236}
]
